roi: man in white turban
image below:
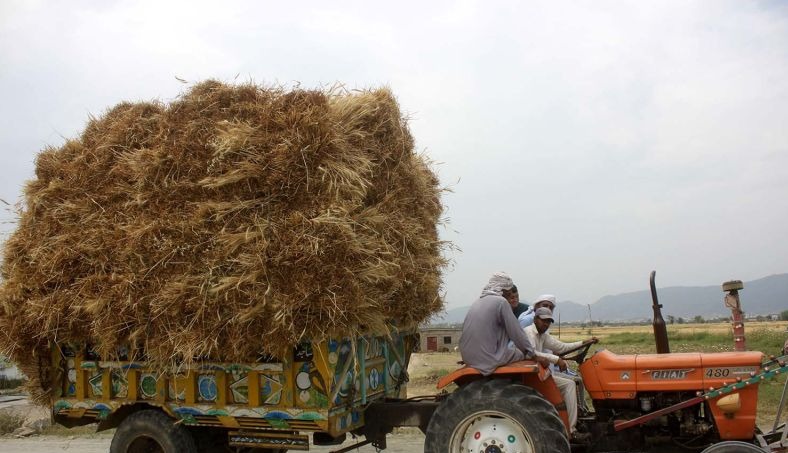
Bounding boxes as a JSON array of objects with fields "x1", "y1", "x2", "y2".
[
  {"x1": 459, "y1": 272, "x2": 537, "y2": 375},
  {"x1": 518, "y1": 294, "x2": 556, "y2": 328}
]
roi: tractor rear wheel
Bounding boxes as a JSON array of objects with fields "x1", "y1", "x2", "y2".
[
  {"x1": 424, "y1": 379, "x2": 570, "y2": 453},
  {"x1": 701, "y1": 441, "x2": 766, "y2": 452}
]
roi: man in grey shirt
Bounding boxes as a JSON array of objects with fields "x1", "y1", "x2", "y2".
[{"x1": 459, "y1": 272, "x2": 536, "y2": 375}]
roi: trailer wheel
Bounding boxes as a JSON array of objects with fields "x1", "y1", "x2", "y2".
[
  {"x1": 424, "y1": 379, "x2": 570, "y2": 453},
  {"x1": 110, "y1": 409, "x2": 197, "y2": 453},
  {"x1": 700, "y1": 441, "x2": 766, "y2": 452}
]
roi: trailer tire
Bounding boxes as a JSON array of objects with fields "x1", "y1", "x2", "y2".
[
  {"x1": 424, "y1": 379, "x2": 570, "y2": 453},
  {"x1": 700, "y1": 441, "x2": 767, "y2": 452},
  {"x1": 110, "y1": 409, "x2": 197, "y2": 453}
]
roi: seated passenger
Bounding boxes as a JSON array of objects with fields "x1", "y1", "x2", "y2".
[
  {"x1": 459, "y1": 272, "x2": 536, "y2": 375},
  {"x1": 504, "y1": 284, "x2": 530, "y2": 319},
  {"x1": 518, "y1": 294, "x2": 555, "y2": 328}
]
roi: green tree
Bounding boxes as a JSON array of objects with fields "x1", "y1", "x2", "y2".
[
  {"x1": 780, "y1": 310, "x2": 788, "y2": 321},
  {"x1": 693, "y1": 315, "x2": 705, "y2": 324}
]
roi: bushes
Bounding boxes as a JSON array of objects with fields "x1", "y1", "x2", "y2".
[
  {"x1": 0, "y1": 376, "x2": 24, "y2": 390},
  {"x1": 0, "y1": 412, "x2": 25, "y2": 435}
]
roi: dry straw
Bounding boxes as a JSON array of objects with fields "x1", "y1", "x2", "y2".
[{"x1": 0, "y1": 81, "x2": 447, "y2": 402}]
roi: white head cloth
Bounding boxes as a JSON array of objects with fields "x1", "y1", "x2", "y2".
[
  {"x1": 481, "y1": 272, "x2": 514, "y2": 297},
  {"x1": 534, "y1": 294, "x2": 556, "y2": 307}
]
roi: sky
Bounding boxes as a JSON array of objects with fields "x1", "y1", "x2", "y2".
[{"x1": 1, "y1": 0, "x2": 787, "y2": 311}]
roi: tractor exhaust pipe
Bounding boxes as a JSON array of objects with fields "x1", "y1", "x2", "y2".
[{"x1": 650, "y1": 271, "x2": 670, "y2": 354}]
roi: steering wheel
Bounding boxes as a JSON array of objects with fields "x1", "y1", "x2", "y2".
[{"x1": 559, "y1": 338, "x2": 599, "y2": 364}]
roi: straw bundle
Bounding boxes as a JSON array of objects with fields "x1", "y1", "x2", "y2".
[{"x1": 0, "y1": 81, "x2": 446, "y2": 401}]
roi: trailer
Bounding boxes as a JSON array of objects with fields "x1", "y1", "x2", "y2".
[{"x1": 50, "y1": 330, "x2": 433, "y2": 452}]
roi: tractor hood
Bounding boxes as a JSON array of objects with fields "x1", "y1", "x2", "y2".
[{"x1": 581, "y1": 349, "x2": 763, "y2": 399}]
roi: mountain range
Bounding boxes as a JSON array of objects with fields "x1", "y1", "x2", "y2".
[{"x1": 432, "y1": 273, "x2": 788, "y2": 325}]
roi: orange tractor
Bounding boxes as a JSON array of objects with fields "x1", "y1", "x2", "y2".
[{"x1": 422, "y1": 273, "x2": 788, "y2": 453}]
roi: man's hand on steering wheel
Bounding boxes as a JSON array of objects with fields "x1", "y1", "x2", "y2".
[{"x1": 562, "y1": 337, "x2": 600, "y2": 363}]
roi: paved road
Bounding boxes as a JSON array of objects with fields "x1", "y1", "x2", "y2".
[{"x1": 0, "y1": 395, "x2": 29, "y2": 407}]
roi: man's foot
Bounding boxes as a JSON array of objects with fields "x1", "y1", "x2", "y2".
[{"x1": 571, "y1": 431, "x2": 592, "y2": 443}]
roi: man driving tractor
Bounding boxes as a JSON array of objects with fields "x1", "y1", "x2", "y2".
[{"x1": 524, "y1": 306, "x2": 597, "y2": 440}]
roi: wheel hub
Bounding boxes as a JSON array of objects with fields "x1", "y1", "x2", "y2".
[{"x1": 451, "y1": 411, "x2": 534, "y2": 453}]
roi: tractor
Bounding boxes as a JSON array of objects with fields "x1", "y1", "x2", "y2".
[{"x1": 424, "y1": 272, "x2": 788, "y2": 453}]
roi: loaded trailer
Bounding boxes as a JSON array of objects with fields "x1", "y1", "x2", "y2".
[{"x1": 50, "y1": 330, "x2": 437, "y2": 452}]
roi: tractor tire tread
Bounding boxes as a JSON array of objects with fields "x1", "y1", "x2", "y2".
[{"x1": 700, "y1": 441, "x2": 766, "y2": 453}]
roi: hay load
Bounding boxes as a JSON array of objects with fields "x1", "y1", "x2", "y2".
[{"x1": 0, "y1": 81, "x2": 446, "y2": 399}]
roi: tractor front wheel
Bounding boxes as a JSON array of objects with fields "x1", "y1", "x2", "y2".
[
  {"x1": 424, "y1": 379, "x2": 569, "y2": 453},
  {"x1": 700, "y1": 441, "x2": 766, "y2": 452}
]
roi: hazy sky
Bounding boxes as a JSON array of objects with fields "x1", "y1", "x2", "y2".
[{"x1": 1, "y1": 1, "x2": 787, "y2": 310}]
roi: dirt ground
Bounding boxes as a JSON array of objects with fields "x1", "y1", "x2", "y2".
[
  {"x1": 0, "y1": 431, "x2": 695, "y2": 453},
  {"x1": 0, "y1": 395, "x2": 49, "y2": 421},
  {"x1": 406, "y1": 351, "x2": 462, "y2": 396},
  {"x1": 0, "y1": 431, "x2": 426, "y2": 453}
]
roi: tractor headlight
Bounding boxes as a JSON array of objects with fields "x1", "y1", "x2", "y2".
[{"x1": 716, "y1": 393, "x2": 741, "y2": 415}]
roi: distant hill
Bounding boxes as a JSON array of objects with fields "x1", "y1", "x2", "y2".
[{"x1": 430, "y1": 273, "x2": 788, "y2": 325}]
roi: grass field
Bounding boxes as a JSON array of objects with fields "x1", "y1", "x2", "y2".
[{"x1": 407, "y1": 321, "x2": 788, "y2": 427}]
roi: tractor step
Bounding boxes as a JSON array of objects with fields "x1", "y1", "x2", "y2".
[{"x1": 228, "y1": 430, "x2": 309, "y2": 450}]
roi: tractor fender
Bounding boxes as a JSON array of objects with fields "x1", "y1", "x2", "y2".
[
  {"x1": 436, "y1": 360, "x2": 571, "y2": 433},
  {"x1": 437, "y1": 360, "x2": 543, "y2": 389}
]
